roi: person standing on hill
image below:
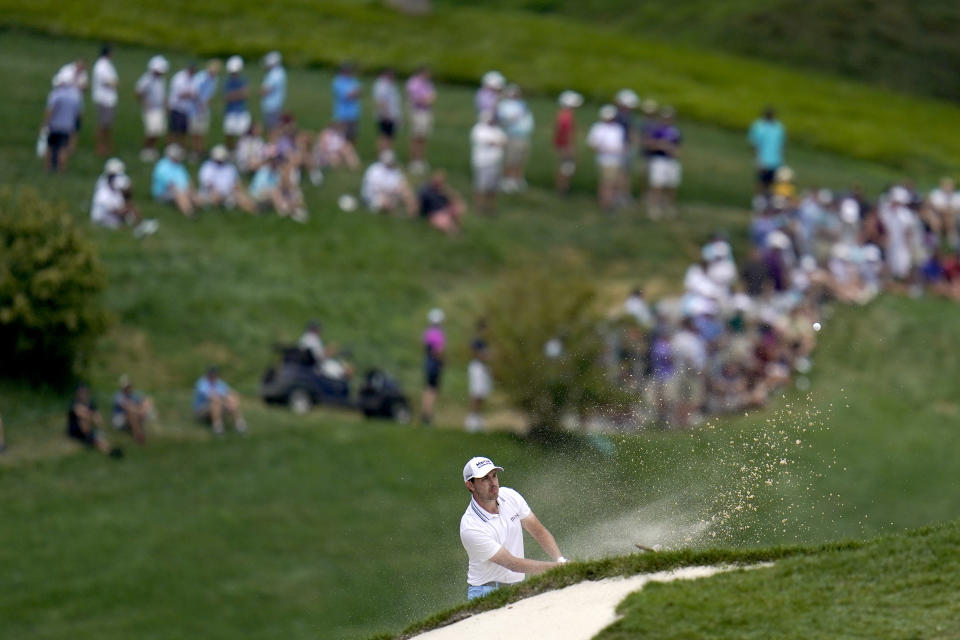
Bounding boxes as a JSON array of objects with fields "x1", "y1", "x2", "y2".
[
  {"x1": 167, "y1": 63, "x2": 197, "y2": 149},
  {"x1": 372, "y1": 68, "x2": 401, "y2": 154},
  {"x1": 42, "y1": 70, "x2": 83, "y2": 174},
  {"x1": 460, "y1": 456, "x2": 567, "y2": 600},
  {"x1": 645, "y1": 106, "x2": 683, "y2": 219},
  {"x1": 553, "y1": 90, "x2": 582, "y2": 195},
  {"x1": 421, "y1": 308, "x2": 446, "y2": 425},
  {"x1": 222, "y1": 56, "x2": 250, "y2": 150},
  {"x1": 464, "y1": 318, "x2": 492, "y2": 433},
  {"x1": 332, "y1": 62, "x2": 362, "y2": 145},
  {"x1": 190, "y1": 59, "x2": 221, "y2": 157},
  {"x1": 748, "y1": 106, "x2": 786, "y2": 200},
  {"x1": 470, "y1": 110, "x2": 507, "y2": 213},
  {"x1": 586, "y1": 104, "x2": 623, "y2": 212},
  {"x1": 260, "y1": 51, "x2": 286, "y2": 134},
  {"x1": 135, "y1": 55, "x2": 169, "y2": 162},
  {"x1": 405, "y1": 66, "x2": 436, "y2": 174},
  {"x1": 91, "y1": 45, "x2": 118, "y2": 156}
]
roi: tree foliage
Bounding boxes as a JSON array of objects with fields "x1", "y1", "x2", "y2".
[
  {"x1": 0, "y1": 187, "x2": 109, "y2": 384},
  {"x1": 486, "y1": 268, "x2": 631, "y2": 438}
]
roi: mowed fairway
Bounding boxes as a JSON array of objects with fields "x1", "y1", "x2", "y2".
[{"x1": 1, "y1": 29, "x2": 960, "y2": 640}]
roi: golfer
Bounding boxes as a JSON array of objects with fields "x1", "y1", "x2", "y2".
[{"x1": 460, "y1": 456, "x2": 567, "y2": 600}]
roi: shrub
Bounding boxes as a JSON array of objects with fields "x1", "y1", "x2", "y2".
[
  {"x1": 485, "y1": 268, "x2": 632, "y2": 438},
  {"x1": 0, "y1": 187, "x2": 109, "y2": 384}
]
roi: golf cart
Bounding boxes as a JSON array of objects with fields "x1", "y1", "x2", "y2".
[{"x1": 260, "y1": 345, "x2": 411, "y2": 423}]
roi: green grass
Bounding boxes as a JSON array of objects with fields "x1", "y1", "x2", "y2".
[
  {"x1": 1, "y1": 28, "x2": 960, "y2": 640},
  {"x1": 3, "y1": 2, "x2": 960, "y2": 173}
]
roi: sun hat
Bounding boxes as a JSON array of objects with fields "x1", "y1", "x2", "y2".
[
  {"x1": 226, "y1": 55, "x2": 244, "y2": 73},
  {"x1": 558, "y1": 90, "x2": 583, "y2": 108},
  {"x1": 427, "y1": 308, "x2": 445, "y2": 324},
  {"x1": 463, "y1": 456, "x2": 504, "y2": 482}
]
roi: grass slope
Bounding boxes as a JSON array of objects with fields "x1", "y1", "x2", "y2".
[
  {"x1": 443, "y1": 0, "x2": 960, "y2": 103},
  {"x1": 2, "y1": 2, "x2": 960, "y2": 173}
]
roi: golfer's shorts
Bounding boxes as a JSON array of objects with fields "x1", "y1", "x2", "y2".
[
  {"x1": 504, "y1": 138, "x2": 529, "y2": 167},
  {"x1": 473, "y1": 164, "x2": 500, "y2": 193},
  {"x1": 169, "y1": 109, "x2": 189, "y2": 134},
  {"x1": 47, "y1": 130, "x2": 70, "y2": 154},
  {"x1": 143, "y1": 108, "x2": 167, "y2": 137},
  {"x1": 377, "y1": 118, "x2": 396, "y2": 138},
  {"x1": 189, "y1": 111, "x2": 210, "y2": 135},
  {"x1": 468, "y1": 361, "x2": 492, "y2": 398},
  {"x1": 223, "y1": 111, "x2": 252, "y2": 137},
  {"x1": 757, "y1": 167, "x2": 776, "y2": 188},
  {"x1": 649, "y1": 157, "x2": 682, "y2": 188},
  {"x1": 96, "y1": 103, "x2": 116, "y2": 128},
  {"x1": 424, "y1": 359, "x2": 443, "y2": 389},
  {"x1": 597, "y1": 161, "x2": 620, "y2": 186},
  {"x1": 410, "y1": 110, "x2": 433, "y2": 137}
]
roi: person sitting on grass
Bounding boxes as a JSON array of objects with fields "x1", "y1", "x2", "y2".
[
  {"x1": 236, "y1": 122, "x2": 266, "y2": 174},
  {"x1": 249, "y1": 148, "x2": 308, "y2": 221},
  {"x1": 151, "y1": 143, "x2": 197, "y2": 216},
  {"x1": 194, "y1": 367, "x2": 247, "y2": 436},
  {"x1": 308, "y1": 122, "x2": 361, "y2": 185},
  {"x1": 198, "y1": 144, "x2": 254, "y2": 212},
  {"x1": 91, "y1": 173, "x2": 138, "y2": 229},
  {"x1": 67, "y1": 383, "x2": 123, "y2": 458},
  {"x1": 418, "y1": 170, "x2": 466, "y2": 236},
  {"x1": 112, "y1": 375, "x2": 153, "y2": 445},
  {"x1": 361, "y1": 150, "x2": 416, "y2": 216}
]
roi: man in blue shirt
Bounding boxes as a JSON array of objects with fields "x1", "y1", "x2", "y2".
[
  {"x1": 260, "y1": 51, "x2": 287, "y2": 133},
  {"x1": 190, "y1": 59, "x2": 221, "y2": 156},
  {"x1": 43, "y1": 71, "x2": 83, "y2": 173},
  {"x1": 151, "y1": 144, "x2": 196, "y2": 216},
  {"x1": 194, "y1": 366, "x2": 247, "y2": 435},
  {"x1": 332, "y1": 62, "x2": 362, "y2": 144},
  {"x1": 748, "y1": 106, "x2": 786, "y2": 195},
  {"x1": 223, "y1": 55, "x2": 251, "y2": 149}
]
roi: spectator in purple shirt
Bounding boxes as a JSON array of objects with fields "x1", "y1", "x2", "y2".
[
  {"x1": 647, "y1": 330, "x2": 677, "y2": 425},
  {"x1": 645, "y1": 106, "x2": 683, "y2": 219},
  {"x1": 421, "y1": 308, "x2": 446, "y2": 425}
]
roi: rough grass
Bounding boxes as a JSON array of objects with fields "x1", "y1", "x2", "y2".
[{"x1": 2, "y1": 1, "x2": 960, "y2": 173}]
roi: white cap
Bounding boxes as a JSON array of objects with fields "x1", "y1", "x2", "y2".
[
  {"x1": 263, "y1": 51, "x2": 282, "y2": 67},
  {"x1": 379, "y1": 149, "x2": 397, "y2": 165},
  {"x1": 599, "y1": 104, "x2": 617, "y2": 120},
  {"x1": 775, "y1": 166, "x2": 794, "y2": 183},
  {"x1": 210, "y1": 144, "x2": 229, "y2": 162},
  {"x1": 427, "y1": 308, "x2": 444, "y2": 324},
  {"x1": 463, "y1": 456, "x2": 504, "y2": 482},
  {"x1": 113, "y1": 174, "x2": 131, "y2": 191},
  {"x1": 890, "y1": 186, "x2": 911, "y2": 204},
  {"x1": 767, "y1": 230, "x2": 791, "y2": 250},
  {"x1": 615, "y1": 88, "x2": 639, "y2": 109},
  {"x1": 482, "y1": 70, "x2": 505, "y2": 90},
  {"x1": 165, "y1": 143, "x2": 184, "y2": 161},
  {"x1": 105, "y1": 157, "x2": 126, "y2": 175},
  {"x1": 558, "y1": 90, "x2": 583, "y2": 108},
  {"x1": 840, "y1": 198, "x2": 860, "y2": 224},
  {"x1": 226, "y1": 55, "x2": 244, "y2": 73},
  {"x1": 148, "y1": 55, "x2": 169, "y2": 73}
]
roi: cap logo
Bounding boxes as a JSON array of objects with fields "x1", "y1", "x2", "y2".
[{"x1": 476, "y1": 459, "x2": 491, "y2": 469}]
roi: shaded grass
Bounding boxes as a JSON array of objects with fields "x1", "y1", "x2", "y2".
[{"x1": 1, "y1": 1, "x2": 960, "y2": 173}]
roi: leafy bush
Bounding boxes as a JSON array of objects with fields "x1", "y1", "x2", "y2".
[
  {"x1": 0, "y1": 187, "x2": 109, "y2": 384},
  {"x1": 486, "y1": 268, "x2": 631, "y2": 437}
]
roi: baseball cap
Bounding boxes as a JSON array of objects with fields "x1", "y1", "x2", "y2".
[
  {"x1": 148, "y1": 55, "x2": 169, "y2": 74},
  {"x1": 482, "y1": 70, "x2": 505, "y2": 90},
  {"x1": 263, "y1": 51, "x2": 282, "y2": 67},
  {"x1": 558, "y1": 90, "x2": 583, "y2": 108},
  {"x1": 211, "y1": 144, "x2": 229, "y2": 162},
  {"x1": 226, "y1": 55, "x2": 244, "y2": 73},
  {"x1": 615, "y1": 88, "x2": 639, "y2": 109},
  {"x1": 104, "y1": 157, "x2": 126, "y2": 176},
  {"x1": 427, "y1": 307, "x2": 445, "y2": 324},
  {"x1": 463, "y1": 456, "x2": 504, "y2": 482},
  {"x1": 599, "y1": 104, "x2": 617, "y2": 120}
]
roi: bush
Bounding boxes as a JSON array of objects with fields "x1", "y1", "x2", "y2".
[
  {"x1": 0, "y1": 187, "x2": 109, "y2": 384},
  {"x1": 486, "y1": 268, "x2": 632, "y2": 438}
]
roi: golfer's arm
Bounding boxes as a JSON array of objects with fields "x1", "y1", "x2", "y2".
[
  {"x1": 521, "y1": 513, "x2": 563, "y2": 561},
  {"x1": 488, "y1": 546, "x2": 558, "y2": 576}
]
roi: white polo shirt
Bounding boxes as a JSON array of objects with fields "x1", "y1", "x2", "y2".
[{"x1": 460, "y1": 486, "x2": 531, "y2": 586}]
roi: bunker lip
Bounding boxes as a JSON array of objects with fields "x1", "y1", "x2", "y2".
[{"x1": 410, "y1": 564, "x2": 772, "y2": 640}]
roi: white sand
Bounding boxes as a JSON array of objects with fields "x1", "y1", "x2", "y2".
[{"x1": 411, "y1": 565, "x2": 741, "y2": 640}]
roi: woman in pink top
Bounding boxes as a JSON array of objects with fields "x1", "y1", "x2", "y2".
[{"x1": 421, "y1": 308, "x2": 446, "y2": 425}]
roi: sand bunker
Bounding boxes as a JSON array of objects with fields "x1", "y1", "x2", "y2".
[{"x1": 412, "y1": 565, "x2": 747, "y2": 639}]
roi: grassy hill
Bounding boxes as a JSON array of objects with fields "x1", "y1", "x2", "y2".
[
  {"x1": 380, "y1": 520, "x2": 960, "y2": 639},
  {"x1": 1, "y1": 27, "x2": 959, "y2": 640},
  {"x1": 441, "y1": 0, "x2": 960, "y2": 103}
]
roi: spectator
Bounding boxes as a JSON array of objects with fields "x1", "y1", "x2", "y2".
[
  {"x1": 67, "y1": 383, "x2": 123, "y2": 457},
  {"x1": 42, "y1": 69, "x2": 83, "y2": 173},
  {"x1": 94, "y1": 156, "x2": 125, "y2": 193},
  {"x1": 249, "y1": 148, "x2": 308, "y2": 220},
  {"x1": 928, "y1": 178, "x2": 960, "y2": 249},
  {"x1": 54, "y1": 59, "x2": 88, "y2": 157},
  {"x1": 638, "y1": 98, "x2": 660, "y2": 194},
  {"x1": 475, "y1": 71, "x2": 504, "y2": 116},
  {"x1": 470, "y1": 110, "x2": 507, "y2": 213},
  {"x1": 91, "y1": 173, "x2": 138, "y2": 228},
  {"x1": 193, "y1": 367, "x2": 247, "y2": 435},
  {"x1": 91, "y1": 45, "x2": 118, "y2": 156},
  {"x1": 236, "y1": 122, "x2": 266, "y2": 174},
  {"x1": 624, "y1": 287, "x2": 654, "y2": 328},
  {"x1": 190, "y1": 59, "x2": 221, "y2": 157},
  {"x1": 373, "y1": 68, "x2": 401, "y2": 153},
  {"x1": 151, "y1": 143, "x2": 197, "y2": 216},
  {"x1": 222, "y1": 56, "x2": 250, "y2": 149},
  {"x1": 421, "y1": 308, "x2": 446, "y2": 425},
  {"x1": 671, "y1": 317, "x2": 707, "y2": 427},
  {"x1": 553, "y1": 90, "x2": 582, "y2": 195},
  {"x1": 309, "y1": 123, "x2": 360, "y2": 183},
  {"x1": 168, "y1": 63, "x2": 196, "y2": 148},
  {"x1": 879, "y1": 186, "x2": 916, "y2": 281},
  {"x1": 332, "y1": 62, "x2": 362, "y2": 144},
  {"x1": 586, "y1": 104, "x2": 623, "y2": 212},
  {"x1": 405, "y1": 66, "x2": 436, "y2": 174},
  {"x1": 198, "y1": 144, "x2": 254, "y2": 212},
  {"x1": 260, "y1": 51, "x2": 287, "y2": 133},
  {"x1": 112, "y1": 375, "x2": 153, "y2": 445},
  {"x1": 465, "y1": 318, "x2": 492, "y2": 433},
  {"x1": 419, "y1": 170, "x2": 466, "y2": 236},
  {"x1": 748, "y1": 106, "x2": 786, "y2": 197},
  {"x1": 298, "y1": 321, "x2": 326, "y2": 364},
  {"x1": 134, "y1": 55, "x2": 169, "y2": 162},
  {"x1": 361, "y1": 150, "x2": 416, "y2": 215},
  {"x1": 614, "y1": 88, "x2": 640, "y2": 204},
  {"x1": 497, "y1": 84, "x2": 534, "y2": 193},
  {"x1": 646, "y1": 106, "x2": 683, "y2": 219}
]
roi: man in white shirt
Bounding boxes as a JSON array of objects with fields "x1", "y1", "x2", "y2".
[
  {"x1": 361, "y1": 150, "x2": 415, "y2": 215},
  {"x1": 91, "y1": 174, "x2": 132, "y2": 229},
  {"x1": 587, "y1": 105, "x2": 624, "y2": 211},
  {"x1": 470, "y1": 111, "x2": 507, "y2": 213},
  {"x1": 135, "y1": 55, "x2": 169, "y2": 162},
  {"x1": 91, "y1": 45, "x2": 118, "y2": 156},
  {"x1": 198, "y1": 144, "x2": 253, "y2": 212},
  {"x1": 168, "y1": 64, "x2": 196, "y2": 148},
  {"x1": 459, "y1": 456, "x2": 567, "y2": 601}
]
